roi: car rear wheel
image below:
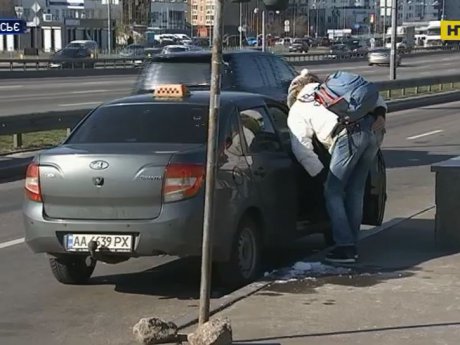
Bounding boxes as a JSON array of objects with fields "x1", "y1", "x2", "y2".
[
  {"x1": 49, "y1": 255, "x2": 96, "y2": 285},
  {"x1": 217, "y1": 216, "x2": 262, "y2": 288}
]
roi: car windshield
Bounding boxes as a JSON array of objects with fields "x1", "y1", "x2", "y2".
[
  {"x1": 427, "y1": 28, "x2": 441, "y2": 35},
  {"x1": 141, "y1": 62, "x2": 211, "y2": 88},
  {"x1": 67, "y1": 104, "x2": 208, "y2": 144}
]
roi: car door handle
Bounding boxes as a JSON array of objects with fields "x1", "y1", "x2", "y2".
[{"x1": 254, "y1": 167, "x2": 266, "y2": 177}]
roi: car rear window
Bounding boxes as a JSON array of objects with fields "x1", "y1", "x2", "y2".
[
  {"x1": 141, "y1": 62, "x2": 211, "y2": 89},
  {"x1": 67, "y1": 104, "x2": 208, "y2": 144},
  {"x1": 166, "y1": 47, "x2": 188, "y2": 52}
]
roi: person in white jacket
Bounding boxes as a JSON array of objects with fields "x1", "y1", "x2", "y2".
[{"x1": 287, "y1": 70, "x2": 387, "y2": 263}]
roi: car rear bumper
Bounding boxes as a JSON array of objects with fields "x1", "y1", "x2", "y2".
[{"x1": 23, "y1": 197, "x2": 205, "y2": 258}]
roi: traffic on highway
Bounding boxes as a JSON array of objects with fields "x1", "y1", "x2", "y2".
[
  {"x1": 1, "y1": 15, "x2": 460, "y2": 345},
  {"x1": 2, "y1": 52, "x2": 460, "y2": 116}
]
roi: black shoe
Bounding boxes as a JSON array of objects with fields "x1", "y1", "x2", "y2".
[{"x1": 325, "y1": 246, "x2": 357, "y2": 264}]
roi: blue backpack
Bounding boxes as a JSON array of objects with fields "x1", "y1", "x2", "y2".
[{"x1": 314, "y1": 71, "x2": 379, "y2": 126}]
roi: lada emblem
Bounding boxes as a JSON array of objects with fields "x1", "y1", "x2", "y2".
[{"x1": 89, "y1": 160, "x2": 109, "y2": 170}]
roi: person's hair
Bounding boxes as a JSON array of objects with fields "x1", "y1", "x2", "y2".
[{"x1": 287, "y1": 69, "x2": 322, "y2": 108}]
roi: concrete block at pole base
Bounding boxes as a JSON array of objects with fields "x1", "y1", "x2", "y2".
[
  {"x1": 187, "y1": 318, "x2": 233, "y2": 345},
  {"x1": 133, "y1": 317, "x2": 178, "y2": 345}
]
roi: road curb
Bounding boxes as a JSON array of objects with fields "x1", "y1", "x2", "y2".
[{"x1": 174, "y1": 205, "x2": 435, "y2": 330}]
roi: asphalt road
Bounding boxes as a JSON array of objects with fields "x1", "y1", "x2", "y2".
[
  {"x1": 1, "y1": 100, "x2": 458, "y2": 344},
  {"x1": 1, "y1": 53, "x2": 459, "y2": 116}
]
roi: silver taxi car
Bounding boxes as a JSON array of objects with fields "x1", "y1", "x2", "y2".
[{"x1": 23, "y1": 85, "x2": 387, "y2": 287}]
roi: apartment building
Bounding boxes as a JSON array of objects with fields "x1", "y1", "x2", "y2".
[
  {"x1": 150, "y1": 0, "x2": 187, "y2": 31},
  {"x1": 380, "y1": 0, "x2": 444, "y2": 23},
  {"x1": 122, "y1": 0, "x2": 150, "y2": 26}
]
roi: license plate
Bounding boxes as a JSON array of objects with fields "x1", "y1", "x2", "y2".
[{"x1": 65, "y1": 234, "x2": 133, "y2": 253}]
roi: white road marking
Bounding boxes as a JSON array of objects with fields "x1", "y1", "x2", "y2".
[
  {"x1": 407, "y1": 130, "x2": 444, "y2": 140},
  {"x1": 0, "y1": 238, "x2": 24, "y2": 249},
  {"x1": 71, "y1": 89, "x2": 109, "y2": 94},
  {"x1": 0, "y1": 85, "x2": 22, "y2": 89},
  {"x1": 59, "y1": 101, "x2": 101, "y2": 107}
]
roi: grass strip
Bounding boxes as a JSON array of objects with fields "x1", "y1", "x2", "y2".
[{"x1": 0, "y1": 129, "x2": 67, "y2": 155}]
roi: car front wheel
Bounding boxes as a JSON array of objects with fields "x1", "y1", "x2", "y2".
[
  {"x1": 49, "y1": 255, "x2": 96, "y2": 285},
  {"x1": 217, "y1": 216, "x2": 262, "y2": 288}
]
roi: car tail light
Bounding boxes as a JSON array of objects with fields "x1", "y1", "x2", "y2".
[
  {"x1": 163, "y1": 164, "x2": 205, "y2": 203},
  {"x1": 25, "y1": 163, "x2": 42, "y2": 202}
]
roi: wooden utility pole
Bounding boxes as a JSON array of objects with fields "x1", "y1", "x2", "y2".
[{"x1": 198, "y1": 0, "x2": 224, "y2": 326}]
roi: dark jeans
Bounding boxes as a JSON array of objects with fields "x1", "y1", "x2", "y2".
[{"x1": 324, "y1": 116, "x2": 379, "y2": 246}]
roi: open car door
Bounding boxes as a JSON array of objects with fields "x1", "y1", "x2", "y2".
[{"x1": 311, "y1": 136, "x2": 386, "y2": 226}]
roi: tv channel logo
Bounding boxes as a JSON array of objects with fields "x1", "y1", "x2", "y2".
[
  {"x1": 441, "y1": 20, "x2": 460, "y2": 41},
  {"x1": 0, "y1": 19, "x2": 27, "y2": 35}
]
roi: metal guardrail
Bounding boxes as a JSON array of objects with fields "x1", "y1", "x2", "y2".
[
  {"x1": 0, "y1": 45, "x2": 459, "y2": 71},
  {"x1": 1, "y1": 73, "x2": 460, "y2": 151}
]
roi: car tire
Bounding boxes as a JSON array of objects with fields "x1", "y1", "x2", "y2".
[
  {"x1": 49, "y1": 255, "x2": 96, "y2": 285},
  {"x1": 368, "y1": 63, "x2": 373, "y2": 66},
  {"x1": 217, "y1": 216, "x2": 262, "y2": 288}
]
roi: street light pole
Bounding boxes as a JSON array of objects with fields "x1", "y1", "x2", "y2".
[
  {"x1": 315, "y1": 2, "x2": 319, "y2": 38},
  {"x1": 262, "y1": 10, "x2": 266, "y2": 51},
  {"x1": 383, "y1": 0, "x2": 387, "y2": 44},
  {"x1": 107, "y1": 0, "x2": 112, "y2": 55},
  {"x1": 239, "y1": 1, "x2": 243, "y2": 48},
  {"x1": 198, "y1": 0, "x2": 224, "y2": 327},
  {"x1": 390, "y1": 0, "x2": 398, "y2": 80}
]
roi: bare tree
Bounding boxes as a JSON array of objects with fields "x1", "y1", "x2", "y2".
[{"x1": 293, "y1": 16, "x2": 308, "y2": 37}]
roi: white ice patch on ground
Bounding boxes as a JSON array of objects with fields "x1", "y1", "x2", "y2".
[{"x1": 266, "y1": 261, "x2": 353, "y2": 283}]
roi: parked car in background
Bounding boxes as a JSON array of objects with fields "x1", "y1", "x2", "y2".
[
  {"x1": 173, "y1": 33, "x2": 193, "y2": 45},
  {"x1": 118, "y1": 44, "x2": 146, "y2": 67},
  {"x1": 161, "y1": 45, "x2": 203, "y2": 54},
  {"x1": 275, "y1": 37, "x2": 293, "y2": 46},
  {"x1": 192, "y1": 37, "x2": 211, "y2": 47},
  {"x1": 49, "y1": 47, "x2": 95, "y2": 69},
  {"x1": 119, "y1": 44, "x2": 145, "y2": 58},
  {"x1": 23, "y1": 86, "x2": 386, "y2": 287},
  {"x1": 345, "y1": 39, "x2": 369, "y2": 56},
  {"x1": 289, "y1": 38, "x2": 310, "y2": 53},
  {"x1": 246, "y1": 37, "x2": 258, "y2": 46},
  {"x1": 368, "y1": 48, "x2": 402, "y2": 66},
  {"x1": 65, "y1": 40, "x2": 99, "y2": 57},
  {"x1": 327, "y1": 44, "x2": 352, "y2": 59},
  {"x1": 144, "y1": 47, "x2": 163, "y2": 58}
]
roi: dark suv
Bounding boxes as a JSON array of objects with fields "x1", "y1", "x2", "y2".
[{"x1": 133, "y1": 50, "x2": 298, "y2": 103}]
